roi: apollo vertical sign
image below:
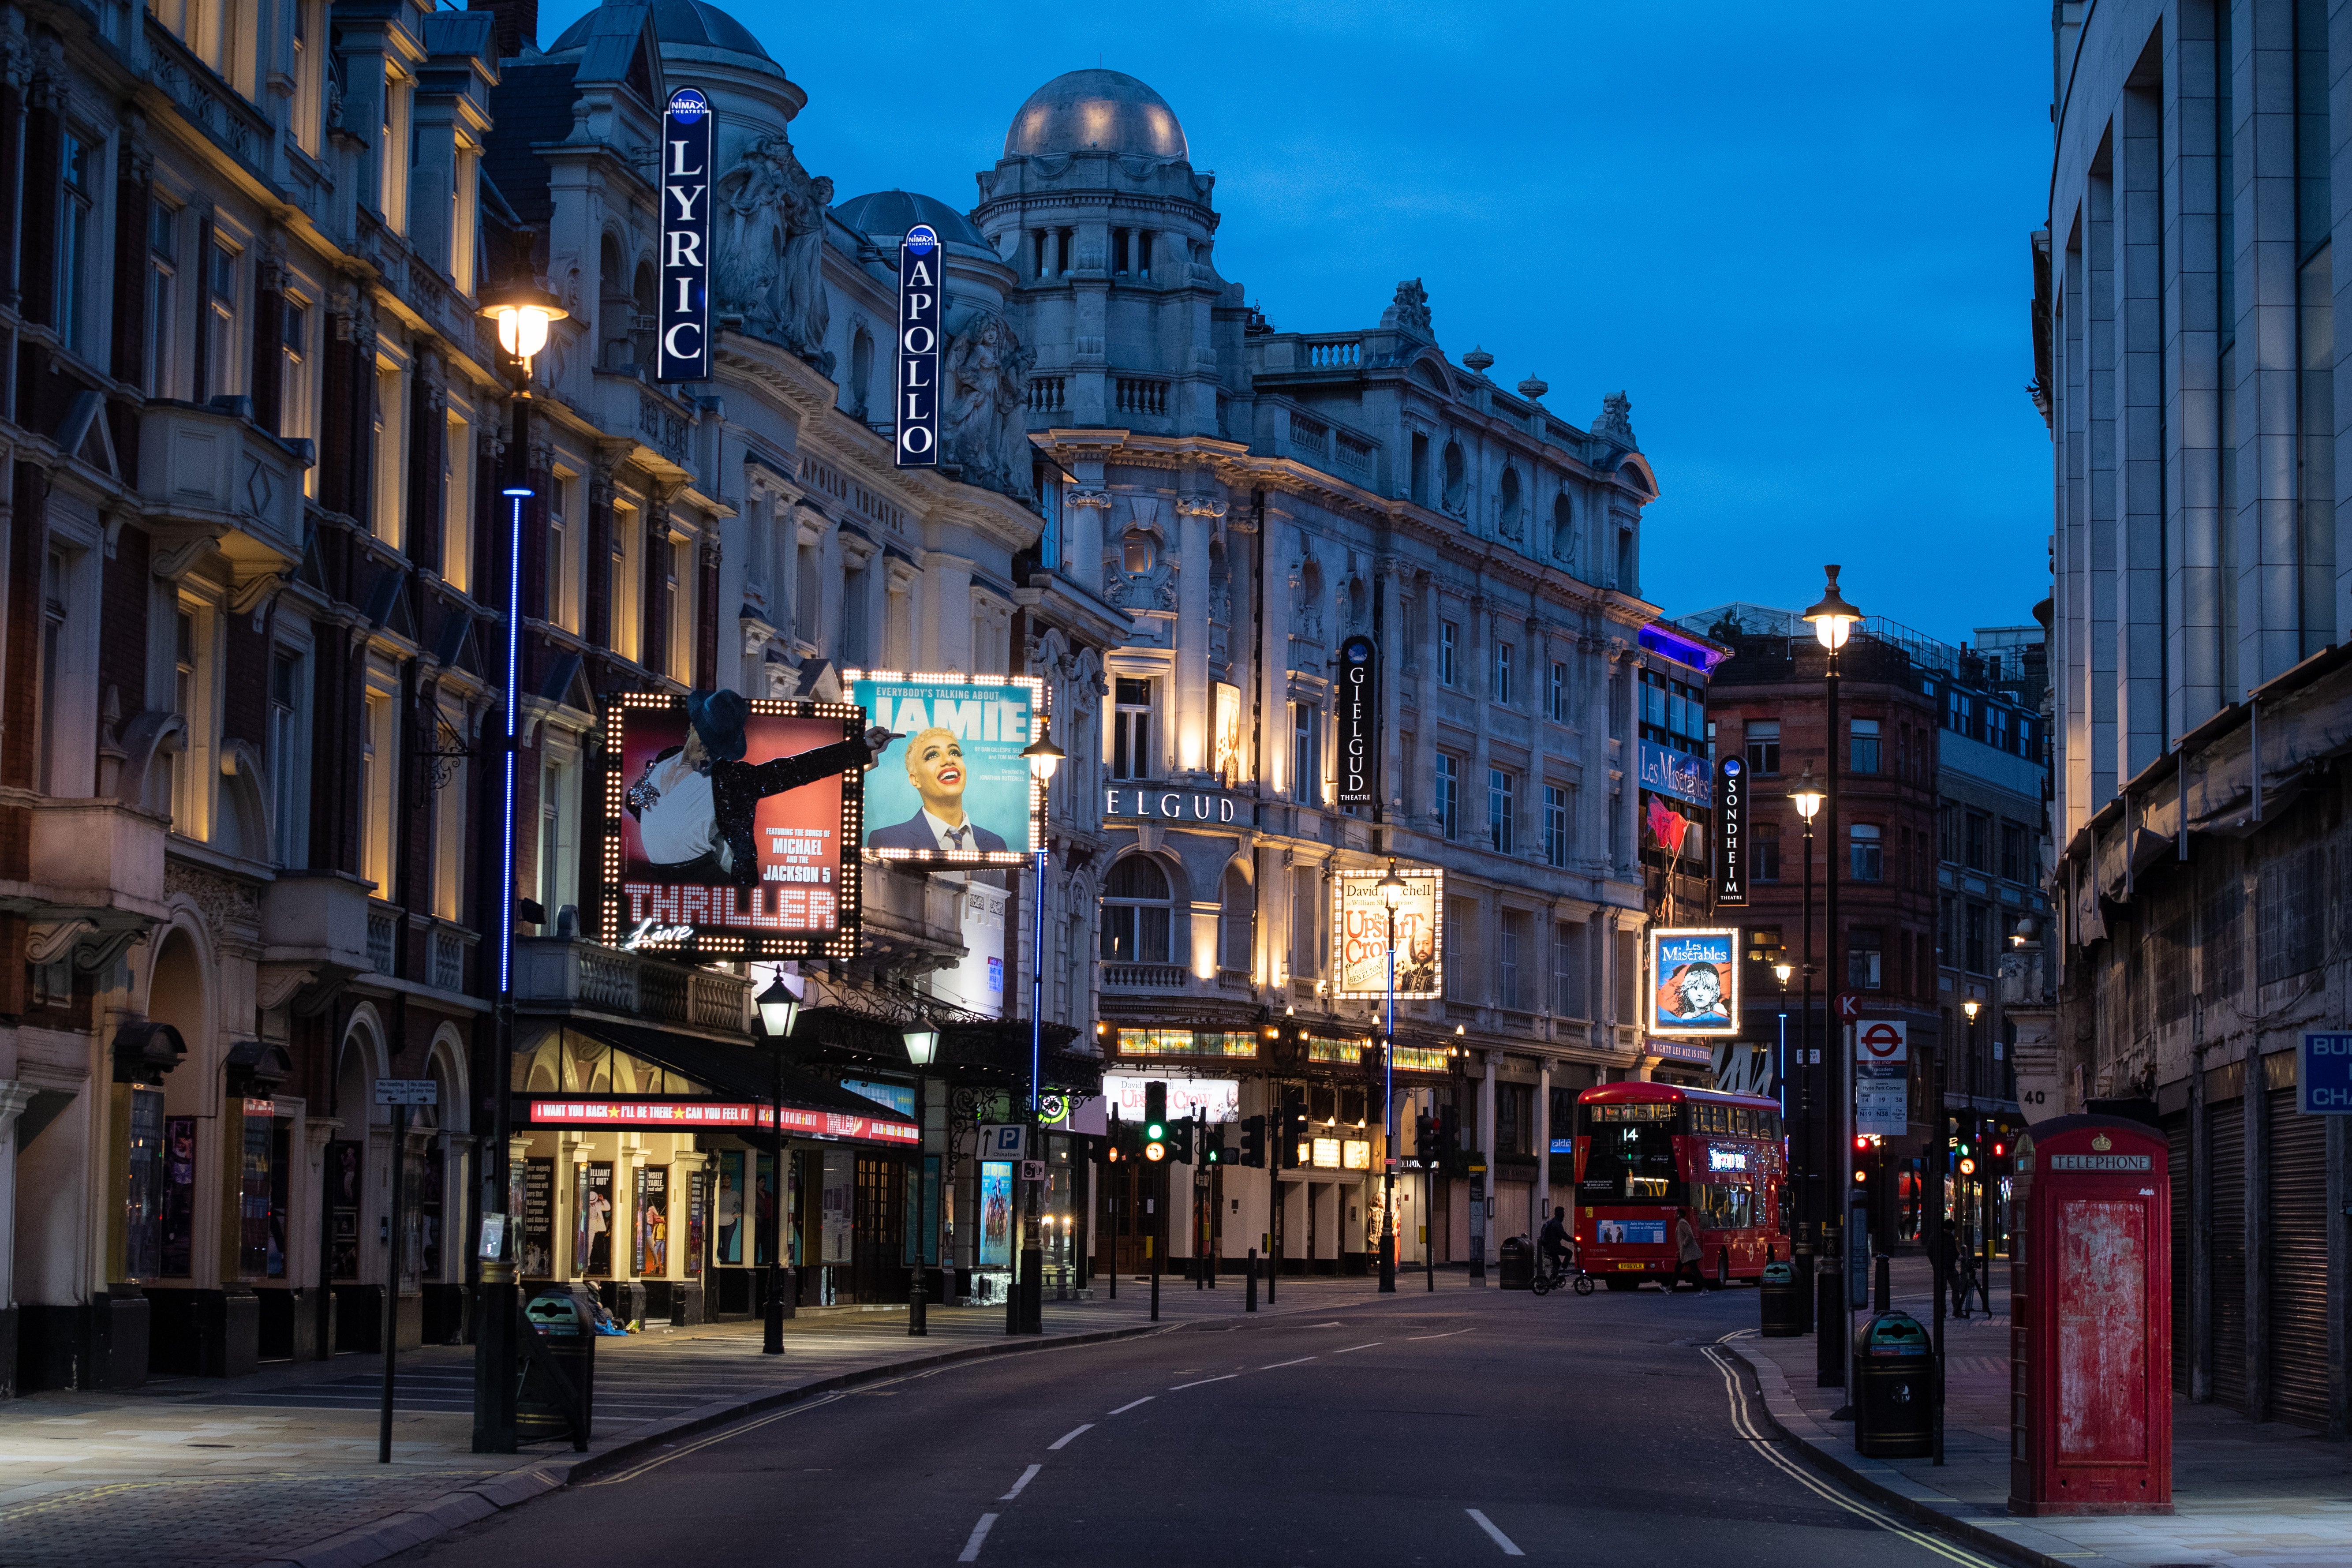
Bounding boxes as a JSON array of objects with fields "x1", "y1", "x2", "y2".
[
  {"x1": 894, "y1": 225, "x2": 942, "y2": 467},
  {"x1": 1336, "y1": 634, "x2": 1377, "y2": 806},
  {"x1": 657, "y1": 88, "x2": 713, "y2": 382}
]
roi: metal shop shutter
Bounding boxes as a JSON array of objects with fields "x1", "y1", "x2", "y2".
[
  {"x1": 2209, "y1": 1098, "x2": 2247, "y2": 1414},
  {"x1": 2165, "y1": 1112, "x2": 2190, "y2": 1399},
  {"x1": 2266, "y1": 1088, "x2": 2330, "y2": 1429}
]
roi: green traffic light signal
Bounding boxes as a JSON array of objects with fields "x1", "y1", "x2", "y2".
[{"x1": 1144, "y1": 1081, "x2": 1168, "y2": 1143}]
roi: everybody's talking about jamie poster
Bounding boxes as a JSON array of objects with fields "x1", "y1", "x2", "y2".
[{"x1": 853, "y1": 675, "x2": 1041, "y2": 864}]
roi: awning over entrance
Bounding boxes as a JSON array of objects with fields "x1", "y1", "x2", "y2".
[{"x1": 512, "y1": 1019, "x2": 920, "y2": 1145}]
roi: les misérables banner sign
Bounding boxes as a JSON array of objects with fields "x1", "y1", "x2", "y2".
[{"x1": 602, "y1": 692, "x2": 865, "y2": 959}]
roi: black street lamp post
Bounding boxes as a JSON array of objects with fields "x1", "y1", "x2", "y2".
[
  {"x1": 1801, "y1": 566, "x2": 1862, "y2": 1392},
  {"x1": 755, "y1": 977, "x2": 800, "y2": 1356},
  {"x1": 470, "y1": 281, "x2": 566, "y2": 1457},
  {"x1": 1376, "y1": 859, "x2": 1407, "y2": 1294}
]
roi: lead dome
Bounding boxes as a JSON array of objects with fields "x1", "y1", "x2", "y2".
[
  {"x1": 550, "y1": 0, "x2": 774, "y2": 61},
  {"x1": 1003, "y1": 69, "x2": 1187, "y2": 161}
]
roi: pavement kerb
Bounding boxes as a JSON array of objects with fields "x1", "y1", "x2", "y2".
[
  {"x1": 1724, "y1": 1339, "x2": 2112, "y2": 1568},
  {"x1": 250, "y1": 1283, "x2": 1467, "y2": 1568}
]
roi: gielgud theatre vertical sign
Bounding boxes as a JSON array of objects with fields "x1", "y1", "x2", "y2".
[{"x1": 601, "y1": 690, "x2": 869, "y2": 958}]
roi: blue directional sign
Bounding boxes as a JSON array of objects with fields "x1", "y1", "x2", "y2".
[{"x1": 2299, "y1": 1032, "x2": 2352, "y2": 1114}]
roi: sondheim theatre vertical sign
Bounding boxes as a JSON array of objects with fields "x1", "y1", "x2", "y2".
[
  {"x1": 894, "y1": 225, "x2": 942, "y2": 467},
  {"x1": 657, "y1": 87, "x2": 713, "y2": 382},
  {"x1": 1337, "y1": 634, "x2": 1377, "y2": 807}
]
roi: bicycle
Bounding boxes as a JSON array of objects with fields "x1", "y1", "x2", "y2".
[{"x1": 1529, "y1": 1252, "x2": 1594, "y2": 1296}]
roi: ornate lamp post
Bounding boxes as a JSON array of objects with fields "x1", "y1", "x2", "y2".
[
  {"x1": 470, "y1": 279, "x2": 567, "y2": 1456},
  {"x1": 1801, "y1": 566, "x2": 1862, "y2": 1391},
  {"x1": 1012, "y1": 720, "x2": 1066, "y2": 1335},
  {"x1": 755, "y1": 976, "x2": 800, "y2": 1356},
  {"x1": 903, "y1": 1012, "x2": 940, "y2": 1335},
  {"x1": 1376, "y1": 859, "x2": 1407, "y2": 1293}
]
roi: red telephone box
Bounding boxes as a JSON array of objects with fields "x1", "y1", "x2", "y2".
[{"x1": 2009, "y1": 1114, "x2": 2171, "y2": 1516}]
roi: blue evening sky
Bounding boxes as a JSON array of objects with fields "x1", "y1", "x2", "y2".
[{"x1": 537, "y1": 1, "x2": 2052, "y2": 645}]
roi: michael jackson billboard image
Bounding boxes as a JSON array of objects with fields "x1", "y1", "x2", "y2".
[
  {"x1": 603, "y1": 689, "x2": 889, "y2": 958},
  {"x1": 849, "y1": 672, "x2": 1044, "y2": 864},
  {"x1": 1647, "y1": 927, "x2": 1741, "y2": 1037}
]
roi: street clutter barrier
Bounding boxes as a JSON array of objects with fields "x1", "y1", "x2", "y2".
[{"x1": 2009, "y1": 1113, "x2": 2172, "y2": 1516}]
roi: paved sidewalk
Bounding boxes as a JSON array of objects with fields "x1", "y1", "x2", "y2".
[
  {"x1": 0, "y1": 1271, "x2": 1440, "y2": 1568},
  {"x1": 1729, "y1": 1256, "x2": 2352, "y2": 1568}
]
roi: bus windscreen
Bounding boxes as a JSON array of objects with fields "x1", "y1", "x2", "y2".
[{"x1": 1578, "y1": 1103, "x2": 1680, "y2": 1202}]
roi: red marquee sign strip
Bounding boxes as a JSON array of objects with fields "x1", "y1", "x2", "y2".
[{"x1": 525, "y1": 1099, "x2": 919, "y2": 1145}]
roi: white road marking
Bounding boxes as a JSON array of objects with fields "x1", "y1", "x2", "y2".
[
  {"x1": 957, "y1": 1513, "x2": 998, "y2": 1563},
  {"x1": 1109, "y1": 1397, "x2": 1154, "y2": 1415},
  {"x1": 1703, "y1": 1333, "x2": 2004, "y2": 1568},
  {"x1": 1259, "y1": 1355, "x2": 1318, "y2": 1369},
  {"x1": 998, "y1": 1464, "x2": 1041, "y2": 1501},
  {"x1": 1333, "y1": 1342, "x2": 1384, "y2": 1354},
  {"x1": 1047, "y1": 1423, "x2": 1093, "y2": 1451},
  {"x1": 1466, "y1": 1508, "x2": 1524, "y2": 1557},
  {"x1": 582, "y1": 1393, "x2": 843, "y2": 1486},
  {"x1": 1169, "y1": 1373, "x2": 1239, "y2": 1390},
  {"x1": 1406, "y1": 1328, "x2": 1474, "y2": 1340}
]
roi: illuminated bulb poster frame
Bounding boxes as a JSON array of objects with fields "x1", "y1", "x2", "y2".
[
  {"x1": 598, "y1": 692, "x2": 867, "y2": 960},
  {"x1": 843, "y1": 670, "x2": 1049, "y2": 866}
]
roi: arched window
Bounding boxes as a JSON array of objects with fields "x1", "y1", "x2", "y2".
[
  {"x1": 1442, "y1": 441, "x2": 1467, "y2": 512},
  {"x1": 1122, "y1": 529, "x2": 1157, "y2": 575},
  {"x1": 1552, "y1": 494, "x2": 1573, "y2": 559},
  {"x1": 599, "y1": 234, "x2": 631, "y2": 370},
  {"x1": 1219, "y1": 865, "x2": 1254, "y2": 974},
  {"x1": 1497, "y1": 467, "x2": 1521, "y2": 532},
  {"x1": 1100, "y1": 855, "x2": 1172, "y2": 963},
  {"x1": 631, "y1": 262, "x2": 657, "y2": 368}
]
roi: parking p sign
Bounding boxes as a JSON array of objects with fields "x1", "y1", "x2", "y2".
[{"x1": 2299, "y1": 1032, "x2": 2352, "y2": 1113}]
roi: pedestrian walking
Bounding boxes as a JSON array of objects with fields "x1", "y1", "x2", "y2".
[{"x1": 1671, "y1": 1213, "x2": 1705, "y2": 1291}]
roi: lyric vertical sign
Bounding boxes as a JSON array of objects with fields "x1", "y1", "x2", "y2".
[
  {"x1": 895, "y1": 225, "x2": 942, "y2": 466},
  {"x1": 1336, "y1": 634, "x2": 1377, "y2": 806},
  {"x1": 657, "y1": 87, "x2": 713, "y2": 382},
  {"x1": 1716, "y1": 756, "x2": 1746, "y2": 907}
]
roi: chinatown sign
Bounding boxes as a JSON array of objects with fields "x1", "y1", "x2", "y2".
[{"x1": 1104, "y1": 785, "x2": 1243, "y2": 823}]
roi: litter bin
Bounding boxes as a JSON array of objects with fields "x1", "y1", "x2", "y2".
[
  {"x1": 1853, "y1": 1310, "x2": 1933, "y2": 1457},
  {"x1": 1758, "y1": 1260, "x2": 1805, "y2": 1337},
  {"x1": 1498, "y1": 1236, "x2": 1533, "y2": 1291},
  {"x1": 519, "y1": 1286, "x2": 597, "y2": 1445}
]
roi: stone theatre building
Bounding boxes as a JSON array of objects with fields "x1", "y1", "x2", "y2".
[{"x1": 977, "y1": 69, "x2": 1698, "y2": 1272}]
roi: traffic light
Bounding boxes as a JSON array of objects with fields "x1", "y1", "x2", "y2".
[
  {"x1": 1205, "y1": 1126, "x2": 1226, "y2": 1165},
  {"x1": 1239, "y1": 1114, "x2": 1265, "y2": 1168},
  {"x1": 1415, "y1": 1112, "x2": 1434, "y2": 1164},
  {"x1": 1280, "y1": 1085, "x2": 1309, "y2": 1169},
  {"x1": 1991, "y1": 1141, "x2": 2007, "y2": 1160},
  {"x1": 1144, "y1": 1082, "x2": 1169, "y2": 1162},
  {"x1": 1169, "y1": 1116, "x2": 1194, "y2": 1164}
]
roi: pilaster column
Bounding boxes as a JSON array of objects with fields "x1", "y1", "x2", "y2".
[
  {"x1": 1534, "y1": 1056, "x2": 1552, "y2": 1231},
  {"x1": 0, "y1": 1079, "x2": 37, "y2": 1314},
  {"x1": 1478, "y1": 1052, "x2": 1498, "y2": 1264}
]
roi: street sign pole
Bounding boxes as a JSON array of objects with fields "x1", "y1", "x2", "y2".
[{"x1": 373, "y1": 1079, "x2": 437, "y2": 1464}]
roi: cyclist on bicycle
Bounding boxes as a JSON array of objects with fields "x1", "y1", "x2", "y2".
[{"x1": 1538, "y1": 1205, "x2": 1573, "y2": 1282}]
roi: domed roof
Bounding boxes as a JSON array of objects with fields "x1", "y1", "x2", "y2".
[
  {"x1": 831, "y1": 190, "x2": 987, "y2": 251},
  {"x1": 1004, "y1": 69, "x2": 1187, "y2": 161},
  {"x1": 550, "y1": 0, "x2": 773, "y2": 62}
]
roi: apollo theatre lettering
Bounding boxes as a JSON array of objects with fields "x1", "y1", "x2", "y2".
[
  {"x1": 1104, "y1": 788, "x2": 1240, "y2": 823},
  {"x1": 657, "y1": 87, "x2": 713, "y2": 382},
  {"x1": 894, "y1": 225, "x2": 942, "y2": 467}
]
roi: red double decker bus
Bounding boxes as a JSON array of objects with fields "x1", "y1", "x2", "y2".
[{"x1": 1571, "y1": 1081, "x2": 1787, "y2": 1289}]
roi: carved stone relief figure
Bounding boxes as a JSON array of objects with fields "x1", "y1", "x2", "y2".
[
  {"x1": 716, "y1": 133, "x2": 833, "y2": 366},
  {"x1": 941, "y1": 312, "x2": 1038, "y2": 503}
]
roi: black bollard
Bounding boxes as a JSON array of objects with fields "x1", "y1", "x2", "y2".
[
  {"x1": 1874, "y1": 1252, "x2": 1891, "y2": 1314},
  {"x1": 1246, "y1": 1247, "x2": 1258, "y2": 1312}
]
